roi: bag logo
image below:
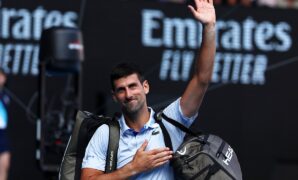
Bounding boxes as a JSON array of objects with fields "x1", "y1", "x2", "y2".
[
  {"x1": 223, "y1": 146, "x2": 233, "y2": 165},
  {"x1": 177, "y1": 147, "x2": 187, "y2": 155},
  {"x1": 108, "y1": 151, "x2": 114, "y2": 170}
]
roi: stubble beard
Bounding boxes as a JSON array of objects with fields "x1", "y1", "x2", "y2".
[{"x1": 122, "y1": 99, "x2": 145, "y2": 120}]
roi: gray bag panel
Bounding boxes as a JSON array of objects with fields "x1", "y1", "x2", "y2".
[
  {"x1": 172, "y1": 135, "x2": 242, "y2": 180},
  {"x1": 59, "y1": 111, "x2": 87, "y2": 180},
  {"x1": 58, "y1": 111, "x2": 120, "y2": 180}
]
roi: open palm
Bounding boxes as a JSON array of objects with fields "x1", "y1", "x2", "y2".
[{"x1": 188, "y1": 0, "x2": 216, "y2": 25}]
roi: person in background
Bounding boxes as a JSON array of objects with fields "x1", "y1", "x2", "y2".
[
  {"x1": 239, "y1": 0, "x2": 256, "y2": 6},
  {"x1": 226, "y1": 0, "x2": 256, "y2": 6},
  {"x1": 213, "y1": 0, "x2": 224, "y2": 5},
  {"x1": 226, "y1": 0, "x2": 238, "y2": 5},
  {"x1": 0, "y1": 68, "x2": 10, "y2": 180},
  {"x1": 276, "y1": 0, "x2": 298, "y2": 8},
  {"x1": 257, "y1": 0, "x2": 277, "y2": 7},
  {"x1": 158, "y1": 0, "x2": 186, "y2": 3}
]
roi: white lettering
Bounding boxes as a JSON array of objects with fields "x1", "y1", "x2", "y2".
[
  {"x1": 231, "y1": 54, "x2": 242, "y2": 83},
  {"x1": 142, "y1": 9, "x2": 163, "y2": 47},
  {"x1": 0, "y1": 7, "x2": 78, "y2": 76},
  {"x1": 1, "y1": 44, "x2": 14, "y2": 73},
  {"x1": 252, "y1": 55, "x2": 267, "y2": 85},
  {"x1": 141, "y1": 9, "x2": 202, "y2": 49},
  {"x1": 141, "y1": 10, "x2": 292, "y2": 53},
  {"x1": 212, "y1": 52, "x2": 267, "y2": 85},
  {"x1": 13, "y1": 9, "x2": 31, "y2": 40},
  {"x1": 255, "y1": 21, "x2": 275, "y2": 51},
  {"x1": 241, "y1": 54, "x2": 254, "y2": 84},
  {"x1": 163, "y1": 18, "x2": 199, "y2": 48},
  {"x1": 275, "y1": 22, "x2": 292, "y2": 52},
  {"x1": 221, "y1": 21, "x2": 241, "y2": 50},
  {"x1": 242, "y1": 17, "x2": 256, "y2": 51},
  {"x1": 159, "y1": 50, "x2": 194, "y2": 81},
  {"x1": 0, "y1": 7, "x2": 78, "y2": 40},
  {"x1": 223, "y1": 146, "x2": 234, "y2": 166},
  {"x1": 212, "y1": 53, "x2": 222, "y2": 83},
  {"x1": 1, "y1": 8, "x2": 17, "y2": 39},
  {"x1": 0, "y1": 43, "x2": 40, "y2": 75},
  {"x1": 63, "y1": 12, "x2": 78, "y2": 27},
  {"x1": 32, "y1": 7, "x2": 46, "y2": 40}
]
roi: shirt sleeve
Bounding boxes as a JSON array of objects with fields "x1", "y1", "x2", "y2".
[
  {"x1": 162, "y1": 97, "x2": 198, "y2": 151},
  {"x1": 163, "y1": 97, "x2": 198, "y2": 127},
  {"x1": 81, "y1": 124, "x2": 109, "y2": 171}
]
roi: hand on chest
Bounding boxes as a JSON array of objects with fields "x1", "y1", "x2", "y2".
[{"x1": 120, "y1": 126, "x2": 165, "y2": 152}]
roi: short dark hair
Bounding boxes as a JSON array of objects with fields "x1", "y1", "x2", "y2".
[{"x1": 110, "y1": 62, "x2": 145, "y2": 90}]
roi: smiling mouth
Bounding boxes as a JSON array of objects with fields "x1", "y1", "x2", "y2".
[{"x1": 125, "y1": 99, "x2": 136, "y2": 104}]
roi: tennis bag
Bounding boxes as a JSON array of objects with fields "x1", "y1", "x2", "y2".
[
  {"x1": 155, "y1": 111, "x2": 242, "y2": 180},
  {"x1": 59, "y1": 111, "x2": 120, "y2": 180}
]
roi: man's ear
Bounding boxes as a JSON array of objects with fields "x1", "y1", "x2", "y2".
[
  {"x1": 111, "y1": 90, "x2": 117, "y2": 102},
  {"x1": 143, "y1": 80, "x2": 150, "y2": 94}
]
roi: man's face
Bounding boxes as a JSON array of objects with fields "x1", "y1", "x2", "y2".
[{"x1": 112, "y1": 73, "x2": 149, "y2": 114}]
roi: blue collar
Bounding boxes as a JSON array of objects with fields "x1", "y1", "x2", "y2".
[{"x1": 119, "y1": 108, "x2": 157, "y2": 136}]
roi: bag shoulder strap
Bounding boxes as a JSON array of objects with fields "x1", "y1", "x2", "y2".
[
  {"x1": 154, "y1": 112, "x2": 173, "y2": 151},
  {"x1": 105, "y1": 113, "x2": 120, "y2": 173},
  {"x1": 157, "y1": 111, "x2": 198, "y2": 136},
  {"x1": 154, "y1": 110, "x2": 201, "y2": 150},
  {"x1": 75, "y1": 111, "x2": 120, "y2": 176}
]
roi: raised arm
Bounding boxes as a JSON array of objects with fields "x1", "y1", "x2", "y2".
[{"x1": 180, "y1": 0, "x2": 216, "y2": 117}]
